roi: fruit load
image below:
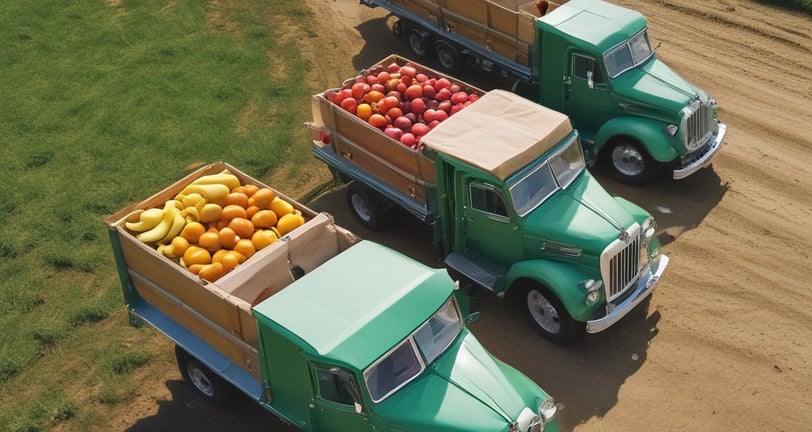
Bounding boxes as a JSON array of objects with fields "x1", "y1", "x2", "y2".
[
  {"x1": 122, "y1": 170, "x2": 306, "y2": 283},
  {"x1": 325, "y1": 59, "x2": 482, "y2": 151}
]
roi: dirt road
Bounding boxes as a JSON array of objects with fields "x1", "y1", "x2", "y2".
[{"x1": 111, "y1": 1, "x2": 811, "y2": 431}]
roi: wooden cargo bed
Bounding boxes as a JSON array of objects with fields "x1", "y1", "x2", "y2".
[{"x1": 106, "y1": 162, "x2": 359, "y2": 379}]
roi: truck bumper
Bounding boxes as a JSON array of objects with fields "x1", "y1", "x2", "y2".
[
  {"x1": 673, "y1": 123, "x2": 727, "y2": 179},
  {"x1": 586, "y1": 254, "x2": 669, "y2": 333}
]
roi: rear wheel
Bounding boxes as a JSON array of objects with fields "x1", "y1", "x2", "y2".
[
  {"x1": 434, "y1": 40, "x2": 463, "y2": 73},
  {"x1": 346, "y1": 182, "x2": 392, "y2": 231},
  {"x1": 525, "y1": 286, "x2": 581, "y2": 345},
  {"x1": 175, "y1": 346, "x2": 232, "y2": 406},
  {"x1": 407, "y1": 28, "x2": 430, "y2": 58}
]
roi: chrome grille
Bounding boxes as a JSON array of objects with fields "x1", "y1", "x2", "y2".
[
  {"x1": 600, "y1": 225, "x2": 644, "y2": 303},
  {"x1": 685, "y1": 99, "x2": 713, "y2": 151}
]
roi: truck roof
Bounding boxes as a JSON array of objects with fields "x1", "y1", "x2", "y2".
[
  {"x1": 251, "y1": 240, "x2": 453, "y2": 370},
  {"x1": 420, "y1": 89, "x2": 573, "y2": 180},
  {"x1": 542, "y1": 0, "x2": 647, "y2": 53}
]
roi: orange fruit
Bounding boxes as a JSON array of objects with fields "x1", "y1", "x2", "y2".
[
  {"x1": 220, "y1": 250, "x2": 245, "y2": 272},
  {"x1": 276, "y1": 212, "x2": 305, "y2": 236},
  {"x1": 233, "y1": 238, "x2": 256, "y2": 258},
  {"x1": 226, "y1": 192, "x2": 249, "y2": 208},
  {"x1": 218, "y1": 227, "x2": 239, "y2": 249},
  {"x1": 182, "y1": 246, "x2": 211, "y2": 267},
  {"x1": 251, "y1": 229, "x2": 278, "y2": 250},
  {"x1": 199, "y1": 262, "x2": 225, "y2": 282},
  {"x1": 249, "y1": 188, "x2": 276, "y2": 209},
  {"x1": 270, "y1": 197, "x2": 294, "y2": 219},
  {"x1": 180, "y1": 221, "x2": 206, "y2": 243},
  {"x1": 228, "y1": 217, "x2": 254, "y2": 239},
  {"x1": 221, "y1": 204, "x2": 247, "y2": 222},
  {"x1": 198, "y1": 230, "x2": 222, "y2": 252},
  {"x1": 245, "y1": 205, "x2": 261, "y2": 220},
  {"x1": 251, "y1": 209, "x2": 278, "y2": 229},
  {"x1": 211, "y1": 249, "x2": 229, "y2": 263},
  {"x1": 242, "y1": 184, "x2": 260, "y2": 197}
]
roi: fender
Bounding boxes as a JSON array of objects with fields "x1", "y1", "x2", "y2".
[
  {"x1": 506, "y1": 259, "x2": 601, "y2": 322},
  {"x1": 596, "y1": 116, "x2": 681, "y2": 163}
]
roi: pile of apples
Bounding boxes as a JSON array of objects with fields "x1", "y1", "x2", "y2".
[{"x1": 327, "y1": 61, "x2": 480, "y2": 150}]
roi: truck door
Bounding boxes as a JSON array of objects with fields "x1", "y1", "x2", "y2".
[
  {"x1": 460, "y1": 181, "x2": 524, "y2": 269},
  {"x1": 563, "y1": 51, "x2": 614, "y2": 135},
  {"x1": 309, "y1": 363, "x2": 373, "y2": 432}
]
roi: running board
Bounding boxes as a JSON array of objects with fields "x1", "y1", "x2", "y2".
[{"x1": 444, "y1": 252, "x2": 506, "y2": 295}]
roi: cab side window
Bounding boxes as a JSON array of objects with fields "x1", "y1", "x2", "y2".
[
  {"x1": 470, "y1": 183, "x2": 508, "y2": 217},
  {"x1": 572, "y1": 54, "x2": 605, "y2": 83},
  {"x1": 314, "y1": 366, "x2": 355, "y2": 405}
]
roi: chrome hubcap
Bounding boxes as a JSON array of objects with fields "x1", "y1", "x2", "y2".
[
  {"x1": 611, "y1": 144, "x2": 645, "y2": 176},
  {"x1": 527, "y1": 290, "x2": 560, "y2": 334}
]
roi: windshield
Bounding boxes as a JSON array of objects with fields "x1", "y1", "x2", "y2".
[
  {"x1": 509, "y1": 136, "x2": 584, "y2": 216},
  {"x1": 604, "y1": 29, "x2": 653, "y2": 78},
  {"x1": 364, "y1": 297, "x2": 462, "y2": 403}
]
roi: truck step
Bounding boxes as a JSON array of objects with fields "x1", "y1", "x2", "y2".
[{"x1": 444, "y1": 252, "x2": 506, "y2": 295}]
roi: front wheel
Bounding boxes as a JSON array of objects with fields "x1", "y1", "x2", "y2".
[
  {"x1": 605, "y1": 140, "x2": 656, "y2": 185},
  {"x1": 175, "y1": 346, "x2": 232, "y2": 406},
  {"x1": 525, "y1": 286, "x2": 581, "y2": 345}
]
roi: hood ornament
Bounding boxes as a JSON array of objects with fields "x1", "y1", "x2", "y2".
[{"x1": 619, "y1": 230, "x2": 630, "y2": 241}]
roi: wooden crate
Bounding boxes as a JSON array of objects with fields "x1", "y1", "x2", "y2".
[
  {"x1": 105, "y1": 162, "x2": 357, "y2": 379},
  {"x1": 313, "y1": 54, "x2": 485, "y2": 205}
]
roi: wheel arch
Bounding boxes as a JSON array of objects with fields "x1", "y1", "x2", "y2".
[
  {"x1": 596, "y1": 116, "x2": 680, "y2": 163},
  {"x1": 506, "y1": 259, "x2": 597, "y2": 322}
]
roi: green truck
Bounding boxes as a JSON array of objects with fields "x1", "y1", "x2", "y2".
[
  {"x1": 309, "y1": 57, "x2": 669, "y2": 345},
  {"x1": 360, "y1": 0, "x2": 727, "y2": 184},
  {"x1": 106, "y1": 162, "x2": 559, "y2": 432}
]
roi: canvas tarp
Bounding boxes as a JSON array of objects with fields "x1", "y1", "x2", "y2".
[{"x1": 420, "y1": 89, "x2": 573, "y2": 180}]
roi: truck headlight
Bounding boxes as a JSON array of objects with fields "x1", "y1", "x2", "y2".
[
  {"x1": 580, "y1": 279, "x2": 603, "y2": 306},
  {"x1": 539, "y1": 398, "x2": 557, "y2": 423},
  {"x1": 665, "y1": 124, "x2": 678, "y2": 137},
  {"x1": 642, "y1": 217, "x2": 656, "y2": 240}
]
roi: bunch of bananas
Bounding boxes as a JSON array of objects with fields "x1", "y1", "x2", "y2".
[{"x1": 124, "y1": 171, "x2": 242, "y2": 246}]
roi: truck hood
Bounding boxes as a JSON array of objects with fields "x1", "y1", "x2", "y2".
[
  {"x1": 523, "y1": 172, "x2": 637, "y2": 256},
  {"x1": 613, "y1": 57, "x2": 705, "y2": 121},
  {"x1": 374, "y1": 331, "x2": 545, "y2": 431}
]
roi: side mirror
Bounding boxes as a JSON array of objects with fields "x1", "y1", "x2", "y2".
[{"x1": 586, "y1": 70, "x2": 594, "y2": 89}]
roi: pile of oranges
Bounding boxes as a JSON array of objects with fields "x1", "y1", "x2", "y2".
[{"x1": 155, "y1": 183, "x2": 305, "y2": 282}]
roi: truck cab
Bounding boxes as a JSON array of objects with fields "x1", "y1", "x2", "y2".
[
  {"x1": 252, "y1": 241, "x2": 559, "y2": 432},
  {"x1": 419, "y1": 90, "x2": 669, "y2": 344},
  {"x1": 535, "y1": 0, "x2": 726, "y2": 184}
]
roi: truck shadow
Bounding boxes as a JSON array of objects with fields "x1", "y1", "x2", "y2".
[
  {"x1": 124, "y1": 380, "x2": 296, "y2": 432},
  {"x1": 308, "y1": 186, "x2": 660, "y2": 431},
  {"x1": 592, "y1": 167, "x2": 729, "y2": 247}
]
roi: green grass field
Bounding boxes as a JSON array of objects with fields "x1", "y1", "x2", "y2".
[
  {"x1": 0, "y1": 0, "x2": 319, "y2": 430},
  {"x1": 1, "y1": 0, "x2": 810, "y2": 430}
]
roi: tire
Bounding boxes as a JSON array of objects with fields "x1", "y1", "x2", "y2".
[
  {"x1": 525, "y1": 286, "x2": 581, "y2": 345},
  {"x1": 392, "y1": 19, "x2": 404, "y2": 38},
  {"x1": 346, "y1": 182, "x2": 391, "y2": 231},
  {"x1": 434, "y1": 40, "x2": 463, "y2": 74},
  {"x1": 175, "y1": 346, "x2": 233, "y2": 406},
  {"x1": 407, "y1": 28, "x2": 430, "y2": 58},
  {"x1": 605, "y1": 139, "x2": 656, "y2": 185}
]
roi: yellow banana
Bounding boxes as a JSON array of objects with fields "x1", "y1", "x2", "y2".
[
  {"x1": 158, "y1": 210, "x2": 187, "y2": 244},
  {"x1": 182, "y1": 206, "x2": 200, "y2": 222},
  {"x1": 125, "y1": 209, "x2": 144, "y2": 224},
  {"x1": 180, "y1": 183, "x2": 230, "y2": 207},
  {"x1": 191, "y1": 172, "x2": 241, "y2": 191},
  {"x1": 136, "y1": 202, "x2": 178, "y2": 244},
  {"x1": 125, "y1": 208, "x2": 166, "y2": 232}
]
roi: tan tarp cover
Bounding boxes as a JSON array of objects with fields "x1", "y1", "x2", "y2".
[{"x1": 421, "y1": 89, "x2": 573, "y2": 180}]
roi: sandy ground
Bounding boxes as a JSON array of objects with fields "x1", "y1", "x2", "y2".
[{"x1": 106, "y1": 1, "x2": 811, "y2": 431}]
